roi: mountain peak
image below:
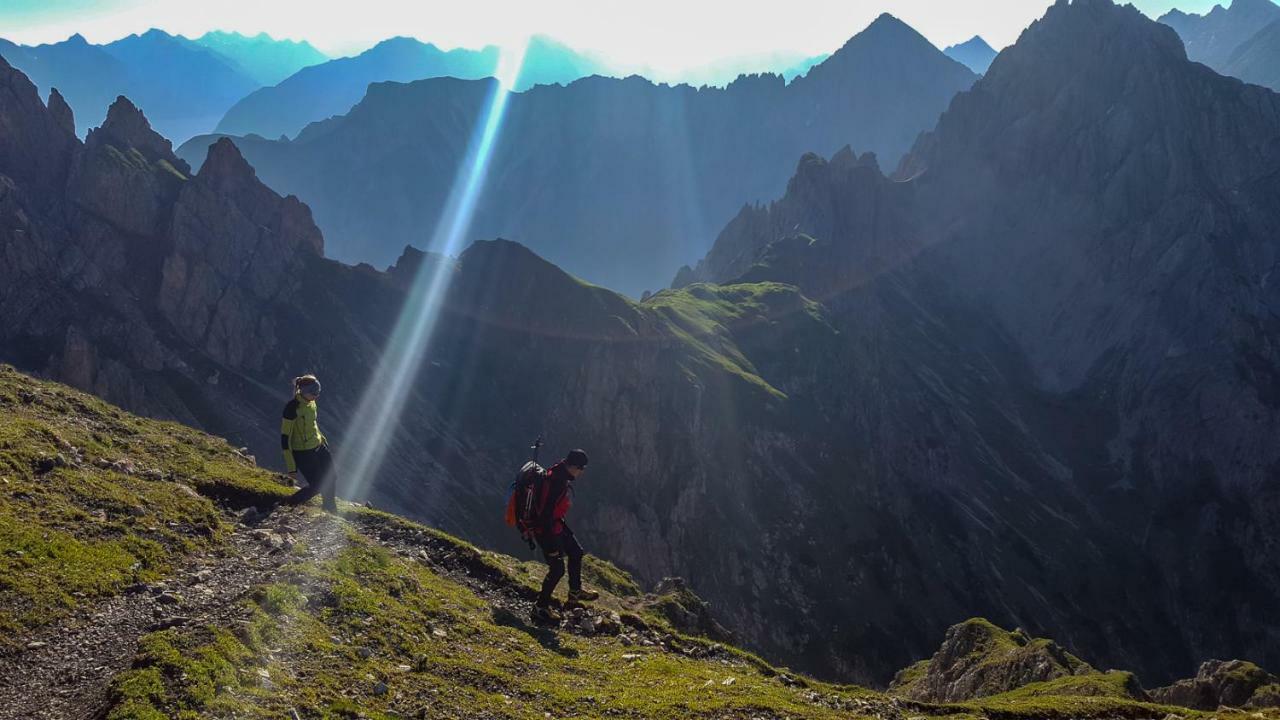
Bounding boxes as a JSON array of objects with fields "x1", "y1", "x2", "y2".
[
  {"x1": 859, "y1": 13, "x2": 927, "y2": 43},
  {"x1": 47, "y1": 88, "x2": 74, "y2": 135},
  {"x1": 814, "y1": 12, "x2": 969, "y2": 78},
  {"x1": 944, "y1": 35, "x2": 999, "y2": 73},
  {"x1": 89, "y1": 95, "x2": 184, "y2": 168},
  {"x1": 997, "y1": 0, "x2": 1186, "y2": 81},
  {"x1": 196, "y1": 136, "x2": 258, "y2": 189}
]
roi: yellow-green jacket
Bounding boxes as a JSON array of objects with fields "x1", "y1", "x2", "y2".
[{"x1": 280, "y1": 394, "x2": 325, "y2": 472}]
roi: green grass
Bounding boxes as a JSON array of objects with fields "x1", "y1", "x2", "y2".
[
  {"x1": 980, "y1": 671, "x2": 1144, "y2": 701},
  {"x1": 108, "y1": 533, "x2": 872, "y2": 719},
  {"x1": 643, "y1": 282, "x2": 829, "y2": 399},
  {"x1": 0, "y1": 365, "x2": 288, "y2": 642}
]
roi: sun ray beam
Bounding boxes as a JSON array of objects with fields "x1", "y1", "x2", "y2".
[{"x1": 337, "y1": 39, "x2": 530, "y2": 502}]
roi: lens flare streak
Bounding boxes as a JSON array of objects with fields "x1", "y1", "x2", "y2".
[{"x1": 338, "y1": 41, "x2": 529, "y2": 500}]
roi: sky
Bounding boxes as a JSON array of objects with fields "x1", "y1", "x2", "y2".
[{"x1": 0, "y1": 0, "x2": 1237, "y2": 70}]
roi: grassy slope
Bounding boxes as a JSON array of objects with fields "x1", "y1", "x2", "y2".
[
  {"x1": 1, "y1": 365, "x2": 1272, "y2": 719},
  {"x1": 0, "y1": 364, "x2": 288, "y2": 643}
]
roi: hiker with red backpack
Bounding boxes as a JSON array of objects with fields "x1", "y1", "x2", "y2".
[{"x1": 506, "y1": 445, "x2": 599, "y2": 622}]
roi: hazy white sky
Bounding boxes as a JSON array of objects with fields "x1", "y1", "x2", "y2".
[{"x1": 0, "y1": 0, "x2": 1233, "y2": 70}]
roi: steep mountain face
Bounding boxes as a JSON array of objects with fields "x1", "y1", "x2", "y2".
[
  {"x1": 944, "y1": 36, "x2": 998, "y2": 73},
  {"x1": 181, "y1": 14, "x2": 976, "y2": 297},
  {"x1": 194, "y1": 30, "x2": 328, "y2": 86},
  {"x1": 213, "y1": 35, "x2": 608, "y2": 140},
  {"x1": 1159, "y1": 0, "x2": 1280, "y2": 71},
  {"x1": 0, "y1": 29, "x2": 261, "y2": 142},
  {"x1": 681, "y1": 0, "x2": 1280, "y2": 684}
]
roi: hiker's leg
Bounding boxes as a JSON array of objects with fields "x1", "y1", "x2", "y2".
[
  {"x1": 538, "y1": 538, "x2": 566, "y2": 606},
  {"x1": 316, "y1": 445, "x2": 337, "y2": 510},
  {"x1": 286, "y1": 449, "x2": 320, "y2": 505},
  {"x1": 563, "y1": 531, "x2": 585, "y2": 592}
]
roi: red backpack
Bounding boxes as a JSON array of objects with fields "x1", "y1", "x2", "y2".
[{"x1": 505, "y1": 438, "x2": 548, "y2": 548}]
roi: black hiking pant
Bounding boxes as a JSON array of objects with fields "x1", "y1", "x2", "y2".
[
  {"x1": 536, "y1": 528, "x2": 583, "y2": 606},
  {"x1": 287, "y1": 444, "x2": 337, "y2": 510}
]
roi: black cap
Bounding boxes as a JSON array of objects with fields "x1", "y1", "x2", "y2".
[{"x1": 565, "y1": 449, "x2": 589, "y2": 468}]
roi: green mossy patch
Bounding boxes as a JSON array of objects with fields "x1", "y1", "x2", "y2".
[
  {"x1": 0, "y1": 365, "x2": 288, "y2": 643},
  {"x1": 644, "y1": 282, "x2": 828, "y2": 399}
]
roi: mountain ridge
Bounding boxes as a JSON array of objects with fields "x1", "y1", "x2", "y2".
[{"x1": 180, "y1": 13, "x2": 977, "y2": 296}]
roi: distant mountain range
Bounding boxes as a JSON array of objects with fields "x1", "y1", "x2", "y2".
[
  {"x1": 944, "y1": 36, "x2": 998, "y2": 73},
  {"x1": 194, "y1": 30, "x2": 328, "y2": 86},
  {"x1": 180, "y1": 14, "x2": 978, "y2": 296},
  {"x1": 214, "y1": 35, "x2": 608, "y2": 140},
  {"x1": 0, "y1": 29, "x2": 314, "y2": 142},
  {"x1": 1160, "y1": 0, "x2": 1280, "y2": 90}
]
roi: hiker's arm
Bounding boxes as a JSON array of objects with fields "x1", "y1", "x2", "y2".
[
  {"x1": 281, "y1": 406, "x2": 297, "y2": 473},
  {"x1": 540, "y1": 476, "x2": 566, "y2": 534}
]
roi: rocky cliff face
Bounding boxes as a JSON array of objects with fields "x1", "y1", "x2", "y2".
[{"x1": 677, "y1": 0, "x2": 1280, "y2": 683}]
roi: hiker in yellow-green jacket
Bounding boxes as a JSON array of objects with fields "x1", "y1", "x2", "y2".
[{"x1": 281, "y1": 374, "x2": 338, "y2": 512}]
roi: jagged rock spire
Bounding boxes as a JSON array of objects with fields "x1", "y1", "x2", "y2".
[
  {"x1": 0, "y1": 53, "x2": 78, "y2": 198},
  {"x1": 195, "y1": 136, "x2": 259, "y2": 192},
  {"x1": 48, "y1": 88, "x2": 75, "y2": 136},
  {"x1": 87, "y1": 96, "x2": 190, "y2": 174}
]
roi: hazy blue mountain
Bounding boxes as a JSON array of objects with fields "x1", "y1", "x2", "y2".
[
  {"x1": 944, "y1": 35, "x2": 998, "y2": 73},
  {"x1": 514, "y1": 34, "x2": 611, "y2": 89},
  {"x1": 102, "y1": 29, "x2": 260, "y2": 144},
  {"x1": 638, "y1": 50, "x2": 830, "y2": 87},
  {"x1": 214, "y1": 34, "x2": 608, "y2": 140},
  {"x1": 0, "y1": 29, "x2": 260, "y2": 142},
  {"x1": 194, "y1": 30, "x2": 328, "y2": 86},
  {"x1": 1222, "y1": 19, "x2": 1280, "y2": 90},
  {"x1": 184, "y1": 14, "x2": 977, "y2": 296},
  {"x1": 1159, "y1": 0, "x2": 1280, "y2": 69},
  {"x1": 0, "y1": 34, "x2": 130, "y2": 135}
]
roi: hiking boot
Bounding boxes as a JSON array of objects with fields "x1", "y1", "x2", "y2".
[
  {"x1": 533, "y1": 605, "x2": 562, "y2": 623},
  {"x1": 568, "y1": 588, "x2": 600, "y2": 603}
]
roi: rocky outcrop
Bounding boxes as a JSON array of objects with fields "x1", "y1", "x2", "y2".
[
  {"x1": 158, "y1": 137, "x2": 323, "y2": 368},
  {"x1": 0, "y1": 55, "x2": 77, "y2": 202},
  {"x1": 1151, "y1": 660, "x2": 1280, "y2": 710},
  {"x1": 890, "y1": 619, "x2": 1095, "y2": 702},
  {"x1": 46, "y1": 88, "x2": 74, "y2": 136},
  {"x1": 646, "y1": 577, "x2": 734, "y2": 643}
]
